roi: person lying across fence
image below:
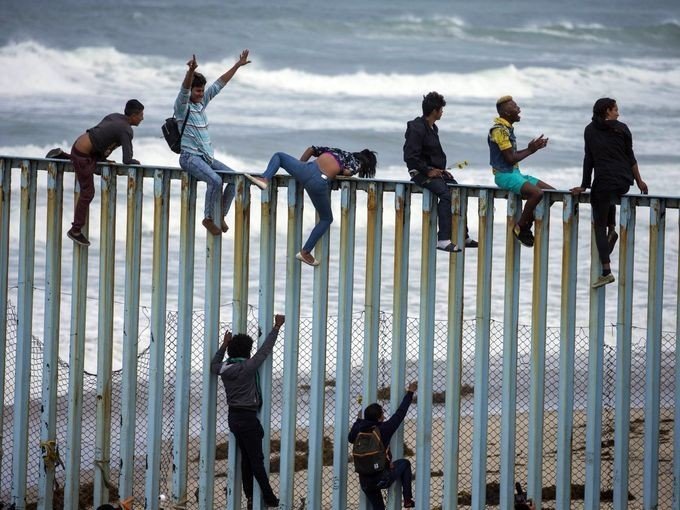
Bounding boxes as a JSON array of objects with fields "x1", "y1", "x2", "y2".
[
  {"x1": 245, "y1": 146, "x2": 377, "y2": 266},
  {"x1": 175, "y1": 51, "x2": 250, "y2": 236},
  {"x1": 211, "y1": 314, "x2": 285, "y2": 510},
  {"x1": 489, "y1": 96, "x2": 553, "y2": 248},
  {"x1": 46, "y1": 99, "x2": 145, "y2": 247},
  {"x1": 570, "y1": 97, "x2": 648, "y2": 289},
  {"x1": 348, "y1": 381, "x2": 418, "y2": 510}
]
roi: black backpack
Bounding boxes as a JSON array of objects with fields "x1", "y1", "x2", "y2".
[
  {"x1": 161, "y1": 107, "x2": 190, "y2": 154},
  {"x1": 352, "y1": 426, "x2": 387, "y2": 475}
]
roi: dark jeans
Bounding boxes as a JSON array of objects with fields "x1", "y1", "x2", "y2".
[
  {"x1": 227, "y1": 409, "x2": 277, "y2": 502},
  {"x1": 590, "y1": 184, "x2": 629, "y2": 265},
  {"x1": 412, "y1": 174, "x2": 469, "y2": 242},
  {"x1": 70, "y1": 145, "x2": 97, "y2": 231},
  {"x1": 360, "y1": 459, "x2": 413, "y2": 510}
]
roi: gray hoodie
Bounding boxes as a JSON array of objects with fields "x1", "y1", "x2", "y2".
[{"x1": 211, "y1": 326, "x2": 280, "y2": 411}]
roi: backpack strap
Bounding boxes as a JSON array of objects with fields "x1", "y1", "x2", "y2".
[{"x1": 179, "y1": 106, "x2": 191, "y2": 138}]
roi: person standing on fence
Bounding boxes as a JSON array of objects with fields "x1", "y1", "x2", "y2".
[
  {"x1": 245, "y1": 145, "x2": 377, "y2": 266},
  {"x1": 348, "y1": 381, "x2": 418, "y2": 510},
  {"x1": 175, "y1": 51, "x2": 250, "y2": 236},
  {"x1": 46, "y1": 100, "x2": 145, "y2": 247},
  {"x1": 488, "y1": 96, "x2": 553, "y2": 248},
  {"x1": 403, "y1": 91, "x2": 478, "y2": 253},
  {"x1": 211, "y1": 314, "x2": 285, "y2": 509},
  {"x1": 570, "y1": 97, "x2": 648, "y2": 289}
]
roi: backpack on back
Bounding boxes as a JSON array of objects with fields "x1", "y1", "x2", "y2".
[
  {"x1": 161, "y1": 107, "x2": 191, "y2": 154},
  {"x1": 352, "y1": 426, "x2": 387, "y2": 475}
]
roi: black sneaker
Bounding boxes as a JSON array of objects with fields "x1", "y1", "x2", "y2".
[
  {"x1": 464, "y1": 238, "x2": 479, "y2": 248},
  {"x1": 513, "y1": 224, "x2": 534, "y2": 247},
  {"x1": 608, "y1": 230, "x2": 619, "y2": 254},
  {"x1": 263, "y1": 497, "x2": 279, "y2": 508},
  {"x1": 67, "y1": 229, "x2": 90, "y2": 247}
]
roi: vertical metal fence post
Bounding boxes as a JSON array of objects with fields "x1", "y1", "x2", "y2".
[
  {"x1": 528, "y1": 195, "x2": 551, "y2": 508},
  {"x1": 613, "y1": 197, "x2": 636, "y2": 510},
  {"x1": 363, "y1": 182, "x2": 383, "y2": 405},
  {"x1": 0, "y1": 158, "x2": 11, "y2": 485},
  {"x1": 255, "y1": 184, "x2": 278, "y2": 510},
  {"x1": 119, "y1": 167, "x2": 144, "y2": 500},
  {"x1": 38, "y1": 161, "x2": 63, "y2": 510},
  {"x1": 556, "y1": 194, "x2": 578, "y2": 510},
  {"x1": 201, "y1": 178, "x2": 228, "y2": 510},
  {"x1": 224, "y1": 175, "x2": 250, "y2": 510},
  {"x1": 332, "y1": 182, "x2": 356, "y2": 510},
  {"x1": 500, "y1": 193, "x2": 522, "y2": 510},
  {"x1": 471, "y1": 189, "x2": 494, "y2": 510},
  {"x1": 12, "y1": 161, "x2": 37, "y2": 510},
  {"x1": 388, "y1": 184, "x2": 411, "y2": 510},
  {"x1": 674, "y1": 207, "x2": 680, "y2": 510},
  {"x1": 307, "y1": 200, "x2": 331, "y2": 510},
  {"x1": 643, "y1": 198, "x2": 665, "y2": 510},
  {"x1": 94, "y1": 166, "x2": 117, "y2": 506},
  {"x1": 65, "y1": 168, "x2": 89, "y2": 509},
  {"x1": 415, "y1": 189, "x2": 436, "y2": 509},
  {"x1": 361, "y1": 182, "x2": 383, "y2": 510},
  {"x1": 172, "y1": 173, "x2": 196, "y2": 507},
  {"x1": 145, "y1": 169, "x2": 171, "y2": 510},
  {"x1": 279, "y1": 180, "x2": 304, "y2": 510},
  {"x1": 585, "y1": 227, "x2": 605, "y2": 510},
  {"x1": 233, "y1": 175, "x2": 251, "y2": 330},
  {"x1": 444, "y1": 187, "x2": 468, "y2": 510}
]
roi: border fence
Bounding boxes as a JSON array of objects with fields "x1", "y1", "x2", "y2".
[{"x1": 0, "y1": 157, "x2": 678, "y2": 510}]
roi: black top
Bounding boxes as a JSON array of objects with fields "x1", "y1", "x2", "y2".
[
  {"x1": 348, "y1": 390, "x2": 414, "y2": 450},
  {"x1": 403, "y1": 116, "x2": 446, "y2": 175},
  {"x1": 87, "y1": 113, "x2": 139, "y2": 164},
  {"x1": 581, "y1": 118, "x2": 637, "y2": 190},
  {"x1": 311, "y1": 146, "x2": 363, "y2": 175}
]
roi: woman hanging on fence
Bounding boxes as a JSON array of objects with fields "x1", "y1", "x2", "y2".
[{"x1": 245, "y1": 146, "x2": 377, "y2": 266}]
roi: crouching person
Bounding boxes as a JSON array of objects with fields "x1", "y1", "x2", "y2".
[
  {"x1": 349, "y1": 381, "x2": 418, "y2": 510},
  {"x1": 211, "y1": 314, "x2": 285, "y2": 509}
]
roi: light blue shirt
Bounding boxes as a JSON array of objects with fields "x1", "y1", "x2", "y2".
[{"x1": 174, "y1": 80, "x2": 225, "y2": 163}]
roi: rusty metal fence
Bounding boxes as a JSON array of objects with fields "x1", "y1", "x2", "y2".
[
  {"x1": 0, "y1": 157, "x2": 678, "y2": 510},
  {"x1": 1, "y1": 300, "x2": 676, "y2": 509}
]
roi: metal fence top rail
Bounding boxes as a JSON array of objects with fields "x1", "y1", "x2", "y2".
[{"x1": 2, "y1": 155, "x2": 679, "y2": 208}]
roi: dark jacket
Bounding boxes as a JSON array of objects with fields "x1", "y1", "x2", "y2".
[
  {"x1": 348, "y1": 390, "x2": 414, "y2": 451},
  {"x1": 403, "y1": 116, "x2": 446, "y2": 176},
  {"x1": 211, "y1": 326, "x2": 280, "y2": 411},
  {"x1": 581, "y1": 118, "x2": 637, "y2": 190},
  {"x1": 87, "y1": 113, "x2": 139, "y2": 164}
]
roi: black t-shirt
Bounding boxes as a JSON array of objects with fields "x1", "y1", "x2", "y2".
[{"x1": 87, "y1": 113, "x2": 138, "y2": 164}]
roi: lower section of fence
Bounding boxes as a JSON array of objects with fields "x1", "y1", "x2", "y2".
[{"x1": 1, "y1": 302, "x2": 675, "y2": 509}]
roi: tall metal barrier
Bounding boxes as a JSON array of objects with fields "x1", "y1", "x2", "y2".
[{"x1": 0, "y1": 156, "x2": 678, "y2": 510}]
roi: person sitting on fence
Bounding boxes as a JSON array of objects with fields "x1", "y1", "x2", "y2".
[
  {"x1": 570, "y1": 97, "x2": 648, "y2": 289},
  {"x1": 404, "y1": 91, "x2": 478, "y2": 253},
  {"x1": 211, "y1": 314, "x2": 285, "y2": 509},
  {"x1": 175, "y1": 51, "x2": 250, "y2": 236},
  {"x1": 348, "y1": 381, "x2": 418, "y2": 510},
  {"x1": 488, "y1": 96, "x2": 553, "y2": 248},
  {"x1": 245, "y1": 146, "x2": 377, "y2": 266},
  {"x1": 46, "y1": 99, "x2": 145, "y2": 247}
]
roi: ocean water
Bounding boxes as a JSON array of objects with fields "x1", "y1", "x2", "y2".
[{"x1": 1, "y1": 0, "x2": 679, "y2": 370}]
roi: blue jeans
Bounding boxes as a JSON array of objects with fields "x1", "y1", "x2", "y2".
[
  {"x1": 179, "y1": 152, "x2": 235, "y2": 220},
  {"x1": 263, "y1": 152, "x2": 333, "y2": 252}
]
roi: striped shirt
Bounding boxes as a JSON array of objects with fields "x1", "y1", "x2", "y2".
[{"x1": 174, "y1": 80, "x2": 225, "y2": 163}]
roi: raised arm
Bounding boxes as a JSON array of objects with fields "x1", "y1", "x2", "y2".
[
  {"x1": 210, "y1": 330, "x2": 232, "y2": 375},
  {"x1": 182, "y1": 54, "x2": 198, "y2": 90},
  {"x1": 217, "y1": 49, "x2": 251, "y2": 87}
]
